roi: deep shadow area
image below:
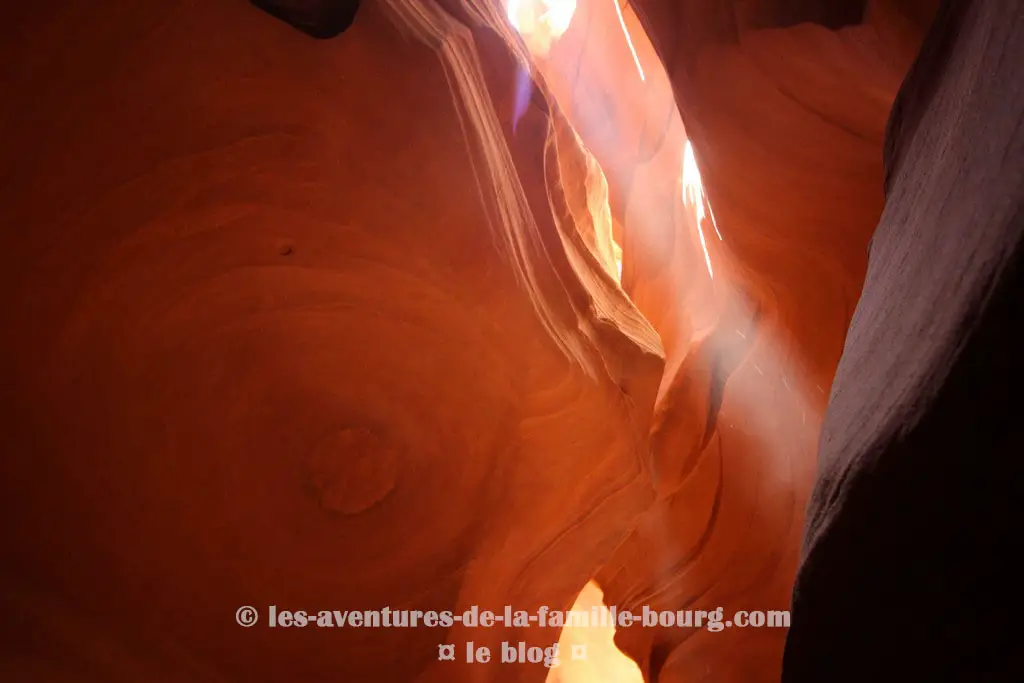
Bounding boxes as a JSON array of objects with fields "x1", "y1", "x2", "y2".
[
  {"x1": 251, "y1": 0, "x2": 361, "y2": 38},
  {"x1": 784, "y1": 0, "x2": 1022, "y2": 679}
]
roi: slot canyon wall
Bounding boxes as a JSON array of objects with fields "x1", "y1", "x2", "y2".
[
  {"x1": 6, "y1": 1, "x2": 1018, "y2": 683},
  {"x1": 0, "y1": 2, "x2": 663, "y2": 682},
  {"x1": 583, "y1": 1, "x2": 939, "y2": 682}
]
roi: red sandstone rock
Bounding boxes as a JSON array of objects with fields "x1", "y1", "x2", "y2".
[
  {"x1": 591, "y1": 2, "x2": 936, "y2": 681},
  {"x1": 0, "y1": 1, "x2": 948, "y2": 682},
  {"x1": 0, "y1": 2, "x2": 661, "y2": 681}
]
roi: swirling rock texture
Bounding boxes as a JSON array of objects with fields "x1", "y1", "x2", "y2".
[
  {"x1": 1, "y1": 0, "x2": 1019, "y2": 682},
  {"x1": 0, "y1": 2, "x2": 664, "y2": 681}
]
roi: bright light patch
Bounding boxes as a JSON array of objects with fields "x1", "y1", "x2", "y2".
[
  {"x1": 682, "y1": 140, "x2": 722, "y2": 239},
  {"x1": 681, "y1": 139, "x2": 703, "y2": 215},
  {"x1": 506, "y1": 0, "x2": 577, "y2": 56},
  {"x1": 545, "y1": 581, "x2": 643, "y2": 683},
  {"x1": 682, "y1": 140, "x2": 716, "y2": 279}
]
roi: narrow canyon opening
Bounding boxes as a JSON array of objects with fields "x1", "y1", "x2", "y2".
[
  {"x1": 550, "y1": 581, "x2": 644, "y2": 683},
  {"x1": 504, "y1": 2, "x2": 724, "y2": 679}
]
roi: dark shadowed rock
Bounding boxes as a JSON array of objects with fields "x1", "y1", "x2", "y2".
[{"x1": 784, "y1": 0, "x2": 1023, "y2": 679}]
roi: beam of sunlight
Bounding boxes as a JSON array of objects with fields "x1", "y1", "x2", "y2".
[
  {"x1": 707, "y1": 199, "x2": 723, "y2": 240},
  {"x1": 682, "y1": 140, "x2": 715, "y2": 280},
  {"x1": 681, "y1": 140, "x2": 704, "y2": 220},
  {"x1": 696, "y1": 214, "x2": 714, "y2": 280},
  {"x1": 682, "y1": 139, "x2": 723, "y2": 241},
  {"x1": 546, "y1": 581, "x2": 644, "y2": 683},
  {"x1": 494, "y1": 2, "x2": 827, "y2": 678},
  {"x1": 491, "y1": 10, "x2": 825, "y2": 677},
  {"x1": 611, "y1": 0, "x2": 645, "y2": 82}
]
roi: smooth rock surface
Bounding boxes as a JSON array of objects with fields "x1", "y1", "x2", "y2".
[{"x1": 0, "y1": 2, "x2": 662, "y2": 681}]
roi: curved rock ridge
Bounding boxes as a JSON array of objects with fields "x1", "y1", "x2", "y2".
[{"x1": 0, "y1": 1, "x2": 663, "y2": 682}]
